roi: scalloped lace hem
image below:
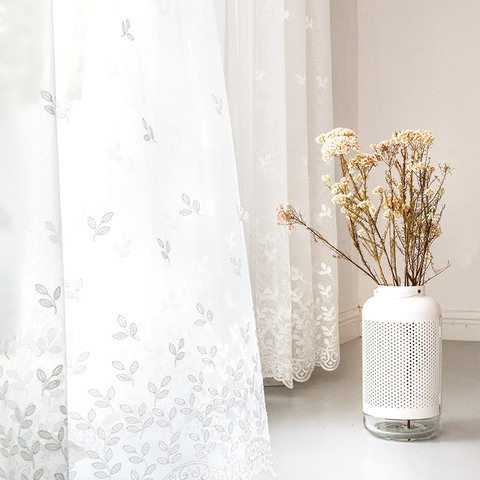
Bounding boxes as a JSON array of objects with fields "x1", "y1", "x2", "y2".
[{"x1": 162, "y1": 438, "x2": 276, "y2": 480}]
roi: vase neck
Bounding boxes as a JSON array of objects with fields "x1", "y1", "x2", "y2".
[{"x1": 374, "y1": 285, "x2": 425, "y2": 298}]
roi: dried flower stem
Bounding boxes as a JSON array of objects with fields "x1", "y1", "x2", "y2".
[{"x1": 276, "y1": 128, "x2": 453, "y2": 286}]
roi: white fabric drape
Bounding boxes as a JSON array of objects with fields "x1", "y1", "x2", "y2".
[
  {"x1": 219, "y1": 0, "x2": 340, "y2": 387},
  {"x1": 0, "y1": 1, "x2": 275, "y2": 479}
]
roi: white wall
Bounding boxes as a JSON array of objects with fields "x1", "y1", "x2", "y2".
[
  {"x1": 332, "y1": 0, "x2": 480, "y2": 339},
  {"x1": 357, "y1": 0, "x2": 480, "y2": 315},
  {"x1": 331, "y1": 0, "x2": 360, "y2": 314}
]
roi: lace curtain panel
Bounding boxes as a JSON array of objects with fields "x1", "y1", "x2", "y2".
[
  {"x1": 218, "y1": 0, "x2": 340, "y2": 387},
  {"x1": 0, "y1": 1, "x2": 275, "y2": 479}
]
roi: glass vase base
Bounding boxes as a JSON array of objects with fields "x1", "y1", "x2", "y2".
[{"x1": 363, "y1": 414, "x2": 441, "y2": 441}]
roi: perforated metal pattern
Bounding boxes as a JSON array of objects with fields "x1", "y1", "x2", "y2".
[{"x1": 363, "y1": 319, "x2": 440, "y2": 409}]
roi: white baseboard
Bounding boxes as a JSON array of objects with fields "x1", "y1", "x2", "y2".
[
  {"x1": 338, "y1": 308, "x2": 480, "y2": 343},
  {"x1": 441, "y1": 310, "x2": 480, "y2": 341},
  {"x1": 339, "y1": 308, "x2": 362, "y2": 344}
]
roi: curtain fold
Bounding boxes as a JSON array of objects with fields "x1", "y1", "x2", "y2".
[
  {"x1": 0, "y1": 1, "x2": 275, "y2": 478},
  {"x1": 221, "y1": 0, "x2": 340, "y2": 387}
]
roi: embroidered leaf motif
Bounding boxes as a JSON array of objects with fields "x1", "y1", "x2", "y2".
[
  {"x1": 41, "y1": 90, "x2": 53, "y2": 102},
  {"x1": 41, "y1": 90, "x2": 71, "y2": 119},
  {"x1": 179, "y1": 194, "x2": 201, "y2": 216},
  {"x1": 113, "y1": 315, "x2": 140, "y2": 341},
  {"x1": 157, "y1": 238, "x2": 171, "y2": 264},
  {"x1": 121, "y1": 19, "x2": 134, "y2": 40},
  {"x1": 142, "y1": 118, "x2": 156, "y2": 142},
  {"x1": 88, "y1": 212, "x2": 113, "y2": 241},
  {"x1": 36, "y1": 284, "x2": 60, "y2": 313},
  {"x1": 35, "y1": 284, "x2": 48, "y2": 295}
]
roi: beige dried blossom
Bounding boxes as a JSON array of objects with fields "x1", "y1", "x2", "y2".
[
  {"x1": 439, "y1": 161, "x2": 453, "y2": 175},
  {"x1": 315, "y1": 128, "x2": 360, "y2": 161},
  {"x1": 372, "y1": 186, "x2": 384, "y2": 195},
  {"x1": 430, "y1": 223, "x2": 442, "y2": 239},
  {"x1": 332, "y1": 194, "x2": 348, "y2": 205},
  {"x1": 275, "y1": 204, "x2": 295, "y2": 233},
  {"x1": 393, "y1": 129, "x2": 434, "y2": 147},
  {"x1": 357, "y1": 200, "x2": 371, "y2": 210},
  {"x1": 398, "y1": 129, "x2": 434, "y2": 146},
  {"x1": 425, "y1": 186, "x2": 443, "y2": 197},
  {"x1": 322, "y1": 175, "x2": 331, "y2": 185},
  {"x1": 370, "y1": 138, "x2": 401, "y2": 155},
  {"x1": 348, "y1": 153, "x2": 379, "y2": 173},
  {"x1": 407, "y1": 161, "x2": 428, "y2": 172},
  {"x1": 330, "y1": 183, "x2": 342, "y2": 195}
]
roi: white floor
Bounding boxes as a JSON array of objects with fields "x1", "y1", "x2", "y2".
[{"x1": 264, "y1": 339, "x2": 480, "y2": 480}]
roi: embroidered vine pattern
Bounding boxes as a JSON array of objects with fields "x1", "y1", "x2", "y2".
[
  {"x1": 113, "y1": 315, "x2": 140, "y2": 341},
  {"x1": 211, "y1": 95, "x2": 223, "y2": 116},
  {"x1": 142, "y1": 118, "x2": 157, "y2": 143},
  {"x1": 35, "y1": 284, "x2": 61, "y2": 314},
  {"x1": 121, "y1": 19, "x2": 134, "y2": 41},
  {"x1": 179, "y1": 194, "x2": 201, "y2": 216},
  {"x1": 168, "y1": 340, "x2": 185, "y2": 368},
  {"x1": 88, "y1": 386, "x2": 116, "y2": 411},
  {"x1": 36, "y1": 365, "x2": 63, "y2": 397},
  {"x1": 45, "y1": 221, "x2": 62, "y2": 244},
  {"x1": 41, "y1": 91, "x2": 72, "y2": 120},
  {"x1": 71, "y1": 351, "x2": 89, "y2": 375},
  {"x1": 230, "y1": 257, "x2": 242, "y2": 278},
  {"x1": 195, "y1": 304, "x2": 214, "y2": 326},
  {"x1": 65, "y1": 279, "x2": 83, "y2": 302},
  {"x1": 112, "y1": 360, "x2": 139, "y2": 386},
  {"x1": 157, "y1": 239, "x2": 171, "y2": 264},
  {"x1": 88, "y1": 212, "x2": 113, "y2": 241}
]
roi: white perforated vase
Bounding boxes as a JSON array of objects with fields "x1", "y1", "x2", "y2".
[{"x1": 362, "y1": 286, "x2": 442, "y2": 441}]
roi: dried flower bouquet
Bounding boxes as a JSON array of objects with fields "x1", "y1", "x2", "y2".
[{"x1": 276, "y1": 128, "x2": 453, "y2": 286}]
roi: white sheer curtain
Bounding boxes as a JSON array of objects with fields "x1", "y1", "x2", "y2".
[
  {"x1": 218, "y1": 0, "x2": 340, "y2": 387},
  {"x1": 0, "y1": 1, "x2": 275, "y2": 479}
]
